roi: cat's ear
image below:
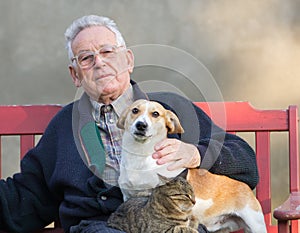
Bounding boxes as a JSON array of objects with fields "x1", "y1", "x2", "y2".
[{"x1": 157, "y1": 174, "x2": 173, "y2": 185}]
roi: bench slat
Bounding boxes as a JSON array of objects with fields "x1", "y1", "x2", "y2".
[{"x1": 0, "y1": 105, "x2": 61, "y2": 135}]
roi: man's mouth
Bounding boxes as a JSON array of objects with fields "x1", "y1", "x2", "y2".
[{"x1": 95, "y1": 74, "x2": 114, "y2": 81}]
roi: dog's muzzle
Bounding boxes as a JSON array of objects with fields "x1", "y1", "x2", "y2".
[
  {"x1": 134, "y1": 121, "x2": 148, "y2": 136},
  {"x1": 131, "y1": 121, "x2": 153, "y2": 142}
]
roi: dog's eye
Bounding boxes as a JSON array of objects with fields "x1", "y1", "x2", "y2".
[
  {"x1": 152, "y1": 111, "x2": 160, "y2": 118},
  {"x1": 132, "y1": 108, "x2": 139, "y2": 114}
]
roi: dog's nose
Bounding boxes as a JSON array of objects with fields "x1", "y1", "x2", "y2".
[{"x1": 136, "y1": 121, "x2": 148, "y2": 131}]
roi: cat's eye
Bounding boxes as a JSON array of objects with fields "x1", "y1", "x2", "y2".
[
  {"x1": 132, "y1": 108, "x2": 139, "y2": 114},
  {"x1": 152, "y1": 111, "x2": 159, "y2": 118}
]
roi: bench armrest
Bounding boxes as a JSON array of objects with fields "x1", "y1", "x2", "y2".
[{"x1": 273, "y1": 191, "x2": 300, "y2": 220}]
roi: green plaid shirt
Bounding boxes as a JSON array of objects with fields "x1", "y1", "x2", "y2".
[{"x1": 90, "y1": 86, "x2": 134, "y2": 186}]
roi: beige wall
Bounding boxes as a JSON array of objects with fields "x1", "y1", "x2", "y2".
[
  {"x1": 1, "y1": 0, "x2": 299, "y2": 107},
  {"x1": 1, "y1": 0, "x2": 299, "y2": 221}
]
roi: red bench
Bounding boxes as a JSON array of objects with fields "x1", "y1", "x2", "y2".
[
  {"x1": 0, "y1": 102, "x2": 299, "y2": 233},
  {"x1": 195, "y1": 102, "x2": 300, "y2": 233},
  {"x1": 0, "y1": 105, "x2": 64, "y2": 233}
]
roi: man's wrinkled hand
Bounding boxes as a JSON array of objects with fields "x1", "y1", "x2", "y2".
[{"x1": 152, "y1": 138, "x2": 201, "y2": 170}]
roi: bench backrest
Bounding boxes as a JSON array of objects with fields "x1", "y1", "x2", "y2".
[
  {"x1": 0, "y1": 102, "x2": 299, "y2": 233},
  {"x1": 194, "y1": 102, "x2": 300, "y2": 233},
  {"x1": 0, "y1": 105, "x2": 62, "y2": 163}
]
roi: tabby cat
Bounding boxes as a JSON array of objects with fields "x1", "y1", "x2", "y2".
[{"x1": 107, "y1": 175, "x2": 199, "y2": 233}]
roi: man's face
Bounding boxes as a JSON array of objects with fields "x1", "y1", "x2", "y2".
[{"x1": 69, "y1": 26, "x2": 134, "y2": 104}]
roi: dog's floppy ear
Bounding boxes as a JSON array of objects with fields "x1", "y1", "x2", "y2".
[
  {"x1": 165, "y1": 110, "x2": 184, "y2": 134},
  {"x1": 117, "y1": 108, "x2": 130, "y2": 129}
]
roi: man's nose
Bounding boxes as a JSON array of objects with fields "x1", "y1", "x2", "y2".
[{"x1": 94, "y1": 54, "x2": 106, "y2": 67}]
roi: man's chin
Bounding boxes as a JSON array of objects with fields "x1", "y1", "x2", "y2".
[{"x1": 96, "y1": 87, "x2": 120, "y2": 103}]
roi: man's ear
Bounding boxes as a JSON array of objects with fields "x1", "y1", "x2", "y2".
[
  {"x1": 126, "y1": 49, "x2": 134, "y2": 73},
  {"x1": 69, "y1": 65, "x2": 82, "y2": 87}
]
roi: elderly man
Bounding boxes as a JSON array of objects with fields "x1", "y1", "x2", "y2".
[{"x1": 0, "y1": 15, "x2": 258, "y2": 233}]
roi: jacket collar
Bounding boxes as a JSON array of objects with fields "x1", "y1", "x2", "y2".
[{"x1": 74, "y1": 80, "x2": 149, "y2": 176}]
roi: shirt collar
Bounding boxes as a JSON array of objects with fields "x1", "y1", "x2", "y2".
[{"x1": 90, "y1": 85, "x2": 134, "y2": 123}]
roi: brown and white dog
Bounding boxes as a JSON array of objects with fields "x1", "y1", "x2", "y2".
[{"x1": 117, "y1": 99, "x2": 267, "y2": 233}]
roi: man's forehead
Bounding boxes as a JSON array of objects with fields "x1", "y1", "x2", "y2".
[{"x1": 72, "y1": 26, "x2": 117, "y2": 51}]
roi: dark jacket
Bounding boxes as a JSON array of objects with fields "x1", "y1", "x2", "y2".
[{"x1": 0, "y1": 81, "x2": 258, "y2": 232}]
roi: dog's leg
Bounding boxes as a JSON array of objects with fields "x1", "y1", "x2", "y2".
[
  {"x1": 237, "y1": 206, "x2": 267, "y2": 233},
  {"x1": 201, "y1": 215, "x2": 241, "y2": 233}
]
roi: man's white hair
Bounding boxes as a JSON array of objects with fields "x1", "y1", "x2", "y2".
[{"x1": 64, "y1": 15, "x2": 126, "y2": 61}]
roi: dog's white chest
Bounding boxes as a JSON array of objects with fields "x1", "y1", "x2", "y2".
[{"x1": 118, "y1": 150, "x2": 184, "y2": 201}]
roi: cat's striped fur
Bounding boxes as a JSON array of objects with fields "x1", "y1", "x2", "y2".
[{"x1": 107, "y1": 176, "x2": 198, "y2": 233}]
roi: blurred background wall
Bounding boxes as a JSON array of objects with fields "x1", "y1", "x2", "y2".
[{"x1": 0, "y1": 0, "x2": 299, "y2": 222}]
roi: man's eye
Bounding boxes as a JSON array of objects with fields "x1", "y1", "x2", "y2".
[
  {"x1": 132, "y1": 108, "x2": 139, "y2": 114},
  {"x1": 100, "y1": 47, "x2": 114, "y2": 55},
  {"x1": 79, "y1": 54, "x2": 94, "y2": 62},
  {"x1": 152, "y1": 111, "x2": 159, "y2": 118},
  {"x1": 101, "y1": 50, "x2": 113, "y2": 54}
]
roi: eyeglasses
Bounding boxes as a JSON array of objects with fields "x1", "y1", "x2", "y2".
[{"x1": 71, "y1": 45, "x2": 124, "y2": 69}]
